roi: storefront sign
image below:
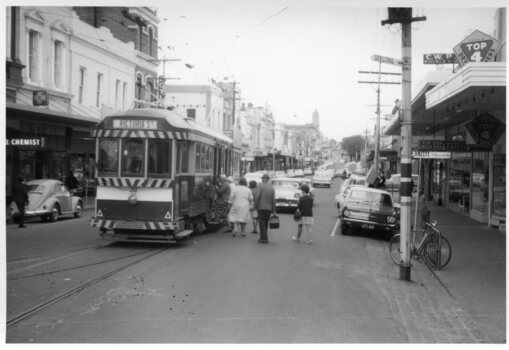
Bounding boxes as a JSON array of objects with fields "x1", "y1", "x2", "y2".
[
  {"x1": 6, "y1": 137, "x2": 46, "y2": 148},
  {"x1": 423, "y1": 53, "x2": 458, "y2": 65},
  {"x1": 418, "y1": 140, "x2": 467, "y2": 151},
  {"x1": 465, "y1": 113, "x2": 505, "y2": 148},
  {"x1": 453, "y1": 30, "x2": 504, "y2": 67},
  {"x1": 113, "y1": 119, "x2": 158, "y2": 129},
  {"x1": 413, "y1": 150, "x2": 451, "y2": 159}
]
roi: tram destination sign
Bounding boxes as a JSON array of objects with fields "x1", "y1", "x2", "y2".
[{"x1": 113, "y1": 119, "x2": 158, "y2": 129}]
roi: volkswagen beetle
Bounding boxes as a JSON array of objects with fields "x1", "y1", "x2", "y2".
[{"x1": 21, "y1": 179, "x2": 84, "y2": 222}]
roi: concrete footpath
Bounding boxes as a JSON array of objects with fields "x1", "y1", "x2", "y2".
[{"x1": 394, "y1": 200, "x2": 506, "y2": 342}]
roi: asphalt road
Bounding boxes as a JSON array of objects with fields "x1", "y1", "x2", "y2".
[{"x1": 6, "y1": 177, "x2": 486, "y2": 343}]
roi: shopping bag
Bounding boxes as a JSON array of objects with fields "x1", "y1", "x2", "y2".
[
  {"x1": 269, "y1": 214, "x2": 280, "y2": 229},
  {"x1": 293, "y1": 209, "x2": 302, "y2": 221}
]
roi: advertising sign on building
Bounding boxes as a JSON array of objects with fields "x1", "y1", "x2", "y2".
[
  {"x1": 33, "y1": 90, "x2": 49, "y2": 106},
  {"x1": 423, "y1": 53, "x2": 458, "y2": 65},
  {"x1": 453, "y1": 30, "x2": 504, "y2": 66},
  {"x1": 465, "y1": 113, "x2": 505, "y2": 148}
]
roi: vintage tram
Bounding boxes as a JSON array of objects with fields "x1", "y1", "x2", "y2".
[{"x1": 89, "y1": 108, "x2": 236, "y2": 243}]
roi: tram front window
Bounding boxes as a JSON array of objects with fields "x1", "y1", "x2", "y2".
[
  {"x1": 98, "y1": 139, "x2": 119, "y2": 176},
  {"x1": 149, "y1": 140, "x2": 171, "y2": 177},
  {"x1": 122, "y1": 138, "x2": 145, "y2": 177}
]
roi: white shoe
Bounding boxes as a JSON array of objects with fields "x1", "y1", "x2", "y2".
[
  {"x1": 307, "y1": 240, "x2": 312, "y2": 244},
  {"x1": 292, "y1": 236, "x2": 300, "y2": 242}
]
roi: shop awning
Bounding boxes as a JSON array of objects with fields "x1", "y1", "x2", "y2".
[
  {"x1": 384, "y1": 62, "x2": 506, "y2": 137},
  {"x1": 6, "y1": 102, "x2": 100, "y2": 127}
]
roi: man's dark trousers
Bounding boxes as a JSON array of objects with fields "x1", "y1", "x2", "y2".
[{"x1": 258, "y1": 210, "x2": 272, "y2": 242}]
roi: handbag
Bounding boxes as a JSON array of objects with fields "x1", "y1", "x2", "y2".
[
  {"x1": 293, "y1": 209, "x2": 302, "y2": 221},
  {"x1": 269, "y1": 214, "x2": 280, "y2": 229}
]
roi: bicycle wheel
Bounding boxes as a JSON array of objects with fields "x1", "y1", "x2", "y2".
[
  {"x1": 423, "y1": 236, "x2": 452, "y2": 270},
  {"x1": 389, "y1": 234, "x2": 402, "y2": 266}
]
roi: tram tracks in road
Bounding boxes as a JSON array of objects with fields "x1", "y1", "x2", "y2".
[
  {"x1": 7, "y1": 247, "x2": 168, "y2": 328},
  {"x1": 7, "y1": 242, "x2": 113, "y2": 276},
  {"x1": 7, "y1": 249, "x2": 156, "y2": 280}
]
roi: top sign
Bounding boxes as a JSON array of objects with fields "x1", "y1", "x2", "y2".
[
  {"x1": 33, "y1": 90, "x2": 49, "y2": 106},
  {"x1": 453, "y1": 30, "x2": 503, "y2": 67},
  {"x1": 371, "y1": 54, "x2": 403, "y2": 66}
]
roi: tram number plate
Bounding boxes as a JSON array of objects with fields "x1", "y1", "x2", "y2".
[{"x1": 361, "y1": 223, "x2": 375, "y2": 230}]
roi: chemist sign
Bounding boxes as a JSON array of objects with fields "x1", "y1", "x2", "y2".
[{"x1": 453, "y1": 30, "x2": 503, "y2": 67}]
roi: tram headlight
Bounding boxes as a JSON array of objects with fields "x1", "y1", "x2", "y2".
[{"x1": 127, "y1": 194, "x2": 138, "y2": 206}]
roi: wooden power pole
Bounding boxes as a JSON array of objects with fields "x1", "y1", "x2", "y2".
[{"x1": 381, "y1": 8, "x2": 426, "y2": 281}]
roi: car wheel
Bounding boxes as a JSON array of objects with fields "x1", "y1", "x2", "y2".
[
  {"x1": 49, "y1": 205, "x2": 60, "y2": 222},
  {"x1": 74, "y1": 201, "x2": 83, "y2": 218}
]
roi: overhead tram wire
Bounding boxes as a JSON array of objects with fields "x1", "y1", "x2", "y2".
[{"x1": 223, "y1": 6, "x2": 289, "y2": 78}]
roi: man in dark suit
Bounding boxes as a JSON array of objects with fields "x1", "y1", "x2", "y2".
[
  {"x1": 12, "y1": 176, "x2": 29, "y2": 228},
  {"x1": 253, "y1": 173, "x2": 275, "y2": 243}
]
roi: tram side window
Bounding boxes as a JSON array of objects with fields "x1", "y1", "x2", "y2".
[
  {"x1": 149, "y1": 140, "x2": 171, "y2": 177},
  {"x1": 121, "y1": 138, "x2": 144, "y2": 177},
  {"x1": 181, "y1": 142, "x2": 189, "y2": 173},
  {"x1": 98, "y1": 139, "x2": 119, "y2": 176}
]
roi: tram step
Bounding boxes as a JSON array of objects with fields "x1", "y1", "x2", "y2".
[{"x1": 175, "y1": 230, "x2": 193, "y2": 239}]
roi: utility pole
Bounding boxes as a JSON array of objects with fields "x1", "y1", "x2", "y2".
[
  {"x1": 382, "y1": 8, "x2": 426, "y2": 281},
  {"x1": 154, "y1": 55, "x2": 181, "y2": 107},
  {"x1": 358, "y1": 68, "x2": 401, "y2": 170}
]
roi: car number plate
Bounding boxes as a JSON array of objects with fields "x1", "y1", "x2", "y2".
[
  {"x1": 277, "y1": 203, "x2": 289, "y2": 207},
  {"x1": 361, "y1": 223, "x2": 375, "y2": 230}
]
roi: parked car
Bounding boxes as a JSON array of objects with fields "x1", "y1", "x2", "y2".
[
  {"x1": 334, "y1": 183, "x2": 364, "y2": 214},
  {"x1": 303, "y1": 167, "x2": 313, "y2": 176},
  {"x1": 285, "y1": 169, "x2": 296, "y2": 178},
  {"x1": 271, "y1": 177, "x2": 311, "y2": 212},
  {"x1": 17, "y1": 179, "x2": 84, "y2": 222},
  {"x1": 339, "y1": 187, "x2": 399, "y2": 238},
  {"x1": 385, "y1": 173, "x2": 419, "y2": 192},
  {"x1": 294, "y1": 169, "x2": 305, "y2": 177}
]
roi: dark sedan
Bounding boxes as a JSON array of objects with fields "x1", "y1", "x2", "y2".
[{"x1": 339, "y1": 187, "x2": 399, "y2": 238}]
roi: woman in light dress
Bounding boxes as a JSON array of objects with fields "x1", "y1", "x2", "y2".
[{"x1": 228, "y1": 177, "x2": 253, "y2": 236}]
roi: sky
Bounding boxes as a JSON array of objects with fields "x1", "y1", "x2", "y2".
[
  {"x1": 152, "y1": 0, "x2": 504, "y2": 141},
  {"x1": 2, "y1": 0, "x2": 505, "y2": 142}
]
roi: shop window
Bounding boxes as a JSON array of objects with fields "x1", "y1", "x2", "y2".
[
  {"x1": 471, "y1": 152, "x2": 489, "y2": 215},
  {"x1": 98, "y1": 139, "x2": 119, "y2": 176},
  {"x1": 449, "y1": 157, "x2": 471, "y2": 210},
  {"x1": 121, "y1": 138, "x2": 145, "y2": 177},
  {"x1": 492, "y1": 154, "x2": 506, "y2": 218}
]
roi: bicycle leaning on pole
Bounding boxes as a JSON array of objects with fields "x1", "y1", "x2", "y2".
[{"x1": 389, "y1": 219, "x2": 452, "y2": 270}]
